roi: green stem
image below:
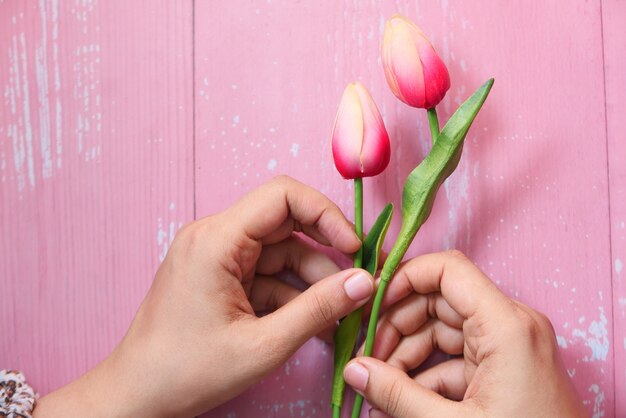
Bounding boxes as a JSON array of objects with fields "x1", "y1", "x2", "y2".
[
  {"x1": 427, "y1": 107, "x2": 440, "y2": 144},
  {"x1": 351, "y1": 279, "x2": 389, "y2": 418},
  {"x1": 333, "y1": 178, "x2": 364, "y2": 418},
  {"x1": 354, "y1": 177, "x2": 363, "y2": 268},
  {"x1": 333, "y1": 405, "x2": 341, "y2": 418}
]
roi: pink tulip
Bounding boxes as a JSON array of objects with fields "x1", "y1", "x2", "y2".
[
  {"x1": 331, "y1": 82, "x2": 390, "y2": 179},
  {"x1": 381, "y1": 15, "x2": 450, "y2": 109}
]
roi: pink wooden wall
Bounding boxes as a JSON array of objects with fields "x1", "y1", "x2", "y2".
[{"x1": 1, "y1": 1, "x2": 624, "y2": 417}]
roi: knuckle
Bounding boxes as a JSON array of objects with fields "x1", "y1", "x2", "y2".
[
  {"x1": 514, "y1": 305, "x2": 555, "y2": 339},
  {"x1": 535, "y1": 310, "x2": 556, "y2": 335},
  {"x1": 380, "y1": 379, "x2": 406, "y2": 417},
  {"x1": 306, "y1": 292, "x2": 336, "y2": 327},
  {"x1": 169, "y1": 217, "x2": 222, "y2": 268},
  {"x1": 512, "y1": 306, "x2": 558, "y2": 357},
  {"x1": 172, "y1": 221, "x2": 206, "y2": 256},
  {"x1": 515, "y1": 308, "x2": 542, "y2": 337},
  {"x1": 444, "y1": 249, "x2": 469, "y2": 263},
  {"x1": 271, "y1": 174, "x2": 294, "y2": 188},
  {"x1": 170, "y1": 221, "x2": 199, "y2": 255}
]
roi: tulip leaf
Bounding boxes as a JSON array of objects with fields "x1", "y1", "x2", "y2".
[
  {"x1": 362, "y1": 203, "x2": 394, "y2": 275},
  {"x1": 380, "y1": 78, "x2": 494, "y2": 282},
  {"x1": 331, "y1": 203, "x2": 393, "y2": 408}
]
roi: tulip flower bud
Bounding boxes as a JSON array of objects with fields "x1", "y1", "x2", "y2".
[
  {"x1": 381, "y1": 15, "x2": 450, "y2": 109},
  {"x1": 331, "y1": 82, "x2": 391, "y2": 179}
]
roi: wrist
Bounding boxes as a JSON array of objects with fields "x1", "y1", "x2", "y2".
[{"x1": 34, "y1": 343, "x2": 168, "y2": 418}]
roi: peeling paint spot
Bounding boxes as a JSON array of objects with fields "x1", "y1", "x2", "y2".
[
  {"x1": 556, "y1": 335, "x2": 567, "y2": 349},
  {"x1": 267, "y1": 159, "x2": 277, "y2": 171},
  {"x1": 615, "y1": 258, "x2": 622, "y2": 274},
  {"x1": 36, "y1": 0, "x2": 53, "y2": 178},
  {"x1": 572, "y1": 307, "x2": 609, "y2": 362},
  {"x1": 290, "y1": 143, "x2": 299, "y2": 157},
  {"x1": 71, "y1": 2, "x2": 101, "y2": 163},
  {"x1": 157, "y1": 203, "x2": 182, "y2": 262},
  {"x1": 588, "y1": 384, "x2": 605, "y2": 418}
]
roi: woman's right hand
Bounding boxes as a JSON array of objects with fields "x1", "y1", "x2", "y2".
[{"x1": 344, "y1": 251, "x2": 587, "y2": 418}]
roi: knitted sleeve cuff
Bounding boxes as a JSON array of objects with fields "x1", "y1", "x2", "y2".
[{"x1": 1, "y1": 370, "x2": 37, "y2": 418}]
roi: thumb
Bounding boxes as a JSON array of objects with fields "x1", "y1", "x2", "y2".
[
  {"x1": 262, "y1": 268, "x2": 374, "y2": 353},
  {"x1": 344, "y1": 357, "x2": 464, "y2": 418}
]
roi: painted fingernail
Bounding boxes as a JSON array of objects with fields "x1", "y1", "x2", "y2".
[
  {"x1": 344, "y1": 362, "x2": 369, "y2": 392},
  {"x1": 344, "y1": 272, "x2": 373, "y2": 301}
]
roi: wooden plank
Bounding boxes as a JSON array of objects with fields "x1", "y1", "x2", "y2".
[
  {"x1": 602, "y1": 0, "x2": 626, "y2": 415},
  {"x1": 0, "y1": 0, "x2": 194, "y2": 394},
  {"x1": 194, "y1": 1, "x2": 613, "y2": 416}
]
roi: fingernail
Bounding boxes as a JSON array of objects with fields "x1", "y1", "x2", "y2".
[
  {"x1": 344, "y1": 272, "x2": 373, "y2": 301},
  {"x1": 344, "y1": 362, "x2": 369, "y2": 392}
]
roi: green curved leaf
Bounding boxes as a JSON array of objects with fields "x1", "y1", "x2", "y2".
[
  {"x1": 380, "y1": 78, "x2": 494, "y2": 281},
  {"x1": 331, "y1": 203, "x2": 393, "y2": 407}
]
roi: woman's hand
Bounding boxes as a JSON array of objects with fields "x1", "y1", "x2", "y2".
[
  {"x1": 344, "y1": 251, "x2": 586, "y2": 418},
  {"x1": 35, "y1": 176, "x2": 375, "y2": 418}
]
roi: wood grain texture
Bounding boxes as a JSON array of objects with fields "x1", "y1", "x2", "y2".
[
  {"x1": 0, "y1": 0, "x2": 194, "y2": 394},
  {"x1": 0, "y1": 0, "x2": 622, "y2": 417},
  {"x1": 603, "y1": 0, "x2": 626, "y2": 416}
]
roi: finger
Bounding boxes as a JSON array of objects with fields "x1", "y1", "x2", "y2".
[
  {"x1": 256, "y1": 235, "x2": 341, "y2": 284},
  {"x1": 249, "y1": 276, "x2": 336, "y2": 342},
  {"x1": 369, "y1": 409, "x2": 392, "y2": 418},
  {"x1": 260, "y1": 268, "x2": 374, "y2": 353},
  {"x1": 359, "y1": 293, "x2": 430, "y2": 360},
  {"x1": 344, "y1": 357, "x2": 464, "y2": 418},
  {"x1": 383, "y1": 251, "x2": 513, "y2": 321},
  {"x1": 225, "y1": 176, "x2": 360, "y2": 252},
  {"x1": 358, "y1": 293, "x2": 463, "y2": 360},
  {"x1": 249, "y1": 275, "x2": 301, "y2": 312},
  {"x1": 413, "y1": 358, "x2": 467, "y2": 401},
  {"x1": 386, "y1": 319, "x2": 464, "y2": 372}
]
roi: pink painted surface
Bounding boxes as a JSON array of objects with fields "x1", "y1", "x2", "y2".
[
  {"x1": 0, "y1": 0, "x2": 193, "y2": 393},
  {"x1": 1, "y1": 1, "x2": 623, "y2": 417},
  {"x1": 603, "y1": 0, "x2": 626, "y2": 416}
]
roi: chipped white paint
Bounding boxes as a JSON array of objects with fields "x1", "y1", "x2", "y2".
[
  {"x1": 615, "y1": 258, "x2": 622, "y2": 274},
  {"x1": 157, "y1": 202, "x2": 183, "y2": 262},
  {"x1": 36, "y1": 0, "x2": 53, "y2": 179},
  {"x1": 289, "y1": 143, "x2": 299, "y2": 157},
  {"x1": 70, "y1": 1, "x2": 101, "y2": 162},
  {"x1": 19, "y1": 33, "x2": 35, "y2": 188},
  {"x1": 267, "y1": 159, "x2": 277, "y2": 171},
  {"x1": 5, "y1": 31, "x2": 35, "y2": 192},
  {"x1": 557, "y1": 335, "x2": 568, "y2": 349},
  {"x1": 572, "y1": 307, "x2": 609, "y2": 362},
  {"x1": 588, "y1": 384, "x2": 606, "y2": 418}
]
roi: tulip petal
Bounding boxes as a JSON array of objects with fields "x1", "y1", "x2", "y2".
[
  {"x1": 332, "y1": 84, "x2": 364, "y2": 178},
  {"x1": 382, "y1": 20, "x2": 405, "y2": 102},
  {"x1": 381, "y1": 15, "x2": 450, "y2": 109},
  {"x1": 353, "y1": 83, "x2": 391, "y2": 177},
  {"x1": 387, "y1": 18, "x2": 426, "y2": 108},
  {"x1": 418, "y1": 42, "x2": 450, "y2": 108}
]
